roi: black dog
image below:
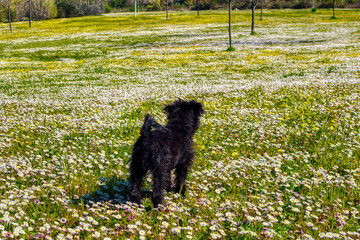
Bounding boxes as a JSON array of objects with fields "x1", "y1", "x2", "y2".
[{"x1": 129, "y1": 99, "x2": 204, "y2": 207}]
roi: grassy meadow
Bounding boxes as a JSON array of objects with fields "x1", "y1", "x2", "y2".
[{"x1": 0, "y1": 9, "x2": 360, "y2": 239}]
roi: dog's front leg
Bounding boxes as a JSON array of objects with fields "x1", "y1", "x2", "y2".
[{"x1": 174, "y1": 162, "x2": 192, "y2": 196}]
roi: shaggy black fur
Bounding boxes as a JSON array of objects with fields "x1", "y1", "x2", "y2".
[{"x1": 129, "y1": 99, "x2": 204, "y2": 208}]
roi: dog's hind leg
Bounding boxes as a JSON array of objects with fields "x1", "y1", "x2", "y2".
[
  {"x1": 130, "y1": 171, "x2": 145, "y2": 205},
  {"x1": 165, "y1": 171, "x2": 172, "y2": 192},
  {"x1": 151, "y1": 165, "x2": 167, "y2": 208},
  {"x1": 129, "y1": 158, "x2": 146, "y2": 205},
  {"x1": 151, "y1": 154, "x2": 171, "y2": 208}
]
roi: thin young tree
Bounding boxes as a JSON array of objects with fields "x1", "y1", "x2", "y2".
[
  {"x1": 29, "y1": 0, "x2": 31, "y2": 27},
  {"x1": 332, "y1": 0, "x2": 336, "y2": 18},
  {"x1": 260, "y1": 0, "x2": 263, "y2": 21},
  {"x1": 228, "y1": 0, "x2": 232, "y2": 48},
  {"x1": 166, "y1": 0, "x2": 168, "y2": 19},
  {"x1": 250, "y1": 0, "x2": 258, "y2": 34},
  {"x1": 134, "y1": 0, "x2": 136, "y2": 17},
  {"x1": 197, "y1": 0, "x2": 199, "y2": 15},
  {"x1": 8, "y1": 0, "x2": 12, "y2": 33}
]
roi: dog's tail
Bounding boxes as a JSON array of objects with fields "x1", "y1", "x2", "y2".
[{"x1": 140, "y1": 114, "x2": 159, "y2": 138}]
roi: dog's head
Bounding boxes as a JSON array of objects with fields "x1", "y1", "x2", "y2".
[{"x1": 164, "y1": 99, "x2": 204, "y2": 134}]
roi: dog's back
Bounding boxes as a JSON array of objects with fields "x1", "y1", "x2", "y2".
[{"x1": 132, "y1": 114, "x2": 169, "y2": 169}]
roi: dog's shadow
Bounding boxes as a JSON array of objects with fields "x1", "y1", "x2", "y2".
[{"x1": 77, "y1": 176, "x2": 152, "y2": 206}]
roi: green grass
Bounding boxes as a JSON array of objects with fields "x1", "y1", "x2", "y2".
[{"x1": 0, "y1": 9, "x2": 359, "y2": 240}]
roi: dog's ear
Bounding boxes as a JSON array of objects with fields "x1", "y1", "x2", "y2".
[{"x1": 189, "y1": 100, "x2": 204, "y2": 116}]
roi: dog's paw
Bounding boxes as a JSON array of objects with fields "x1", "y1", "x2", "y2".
[{"x1": 129, "y1": 193, "x2": 142, "y2": 205}]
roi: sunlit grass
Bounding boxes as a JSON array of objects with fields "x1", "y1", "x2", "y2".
[{"x1": 0, "y1": 9, "x2": 359, "y2": 240}]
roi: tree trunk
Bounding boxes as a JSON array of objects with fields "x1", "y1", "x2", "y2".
[
  {"x1": 260, "y1": 0, "x2": 262, "y2": 21},
  {"x1": 29, "y1": 0, "x2": 31, "y2": 28},
  {"x1": 197, "y1": 0, "x2": 199, "y2": 15},
  {"x1": 8, "y1": 0, "x2": 12, "y2": 33},
  {"x1": 228, "y1": 0, "x2": 231, "y2": 47},
  {"x1": 332, "y1": 0, "x2": 335, "y2": 18},
  {"x1": 166, "y1": 0, "x2": 168, "y2": 19},
  {"x1": 134, "y1": 0, "x2": 136, "y2": 17},
  {"x1": 251, "y1": 5, "x2": 255, "y2": 34}
]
